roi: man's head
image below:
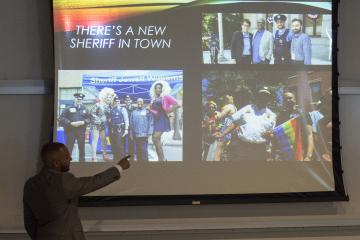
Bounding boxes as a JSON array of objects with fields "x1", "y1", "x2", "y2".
[
  {"x1": 254, "y1": 87, "x2": 271, "y2": 109},
  {"x1": 291, "y1": 19, "x2": 303, "y2": 34},
  {"x1": 113, "y1": 95, "x2": 121, "y2": 106},
  {"x1": 274, "y1": 14, "x2": 286, "y2": 30},
  {"x1": 73, "y1": 93, "x2": 85, "y2": 106},
  {"x1": 283, "y1": 91, "x2": 296, "y2": 111},
  {"x1": 41, "y1": 142, "x2": 72, "y2": 172},
  {"x1": 257, "y1": 18, "x2": 266, "y2": 31},
  {"x1": 241, "y1": 19, "x2": 251, "y2": 33},
  {"x1": 124, "y1": 95, "x2": 132, "y2": 107},
  {"x1": 206, "y1": 101, "x2": 217, "y2": 115},
  {"x1": 137, "y1": 98, "x2": 144, "y2": 109}
]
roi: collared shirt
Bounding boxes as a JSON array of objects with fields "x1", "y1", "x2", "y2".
[
  {"x1": 230, "y1": 104, "x2": 276, "y2": 143},
  {"x1": 252, "y1": 30, "x2": 264, "y2": 63},
  {"x1": 277, "y1": 28, "x2": 286, "y2": 36},
  {"x1": 242, "y1": 32, "x2": 251, "y2": 55},
  {"x1": 59, "y1": 103, "x2": 91, "y2": 127},
  {"x1": 290, "y1": 32, "x2": 312, "y2": 65},
  {"x1": 130, "y1": 107, "x2": 154, "y2": 137}
]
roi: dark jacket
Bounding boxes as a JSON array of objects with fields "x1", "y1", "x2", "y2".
[
  {"x1": 23, "y1": 167, "x2": 120, "y2": 240},
  {"x1": 230, "y1": 31, "x2": 253, "y2": 60}
]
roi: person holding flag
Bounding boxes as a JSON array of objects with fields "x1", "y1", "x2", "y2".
[{"x1": 272, "y1": 91, "x2": 314, "y2": 161}]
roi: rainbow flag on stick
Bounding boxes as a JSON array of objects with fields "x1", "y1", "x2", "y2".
[{"x1": 273, "y1": 117, "x2": 303, "y2": 161}]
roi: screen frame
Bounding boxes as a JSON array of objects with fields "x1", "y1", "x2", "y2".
[{"x1": 51, "y1": 0, "x2": 348, "y2": 206}]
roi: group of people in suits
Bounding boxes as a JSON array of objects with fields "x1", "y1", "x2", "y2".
[{"x1": 230, "y1": 15, "x2": 312, "y2": 65}]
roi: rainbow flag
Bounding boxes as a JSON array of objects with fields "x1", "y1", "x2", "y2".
[{"x1": 273, "y1": 117, "x2": 303, "y2": 161}]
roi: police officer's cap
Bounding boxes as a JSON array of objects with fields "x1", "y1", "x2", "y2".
[
  {"x1": 274, "y1": 14, "x2": 287, "y2": 22},
  {"x1": 124, "y1": 94, "x2": 131, "y2": 100},
  {"x1": 113, "y1": 95, "x2": 120, "y2": 101},
  {"x1": 74, "y1": 93, "x2": 85, "y2": 99},
  {"x1": 256, "y1": 86, "x2": 271, "y2": 96}
]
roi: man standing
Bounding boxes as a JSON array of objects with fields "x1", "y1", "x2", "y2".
[
  {"x1": 107, "y1": 95, "x2": 129, "y2": 161},
  {"x1": 208, "y1": 31, "x2": 219, "y2": 64},
  {"x1": 290, "y1": 19, "x2": 312, "y2": 65},
  {"x1": 231, "y1": 19, "x2": 253, "y2": 64},
  {"x1": 124, "y1": 95, "x2": 135, "y2": 160},
  {"x1": 252, "y1": 18, "x2": 274, "y2": 64},
  {"x1": 273, "y1": 14, "x2": 291, "y2": 64},
  {"x1": 59, "y1": 93, "x2": 91, "y2": 162},
  {"x1": 130, "y1": 98, "x2": 154, "y2": 161},
  {"x1": 214, "y1": 87, "x2": 276, "y2": 161},
  {"x1": 23, "y1": 142, "x2": 130, "y2": 240},
  {"x1": 276, "y1": 91, "x2": 314, "y2": 161}
]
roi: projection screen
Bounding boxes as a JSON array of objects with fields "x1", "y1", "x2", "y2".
[{"x1": 52, "y1": 0, "x2": 347, "y2": 205}]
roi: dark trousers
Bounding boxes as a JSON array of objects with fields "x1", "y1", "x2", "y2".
[
  {"x1": 134, "y1": 137, "x2": 149, "y2": 162},
  {"x1": 210, "y1": 47, "x2": 218, "y2": 64},
  {"x1": 228, "y1": 138, "x2": 267, "y2": 162},
  {"x1": 109, "y1": 126, "x2": 124, "y2": 161},
  {"x1": 291, "y1": 60, "x2": 305, "y2": 65},
  {"x1": 65, "y1": 127, "x2": 86, "y2": 162},
  {"x1": 124, "y1": 134, "x2": 135, "y2": 160},
  {"x1": 274, "y1": 56, "x2": 291, "y2": 64},
  {"x1": 235, "y1": 55, "x2": 251, "y2": 64},
  {"x1": 253, "y1": 59, "x2": 270, "y2": 64}
]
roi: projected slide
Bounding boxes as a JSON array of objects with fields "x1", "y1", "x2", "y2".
[
  {"x1": 53, "y1": 0, "x2": 345, "y2": 202},
  {"x1": 56, "y1": 70, "x2": 183, "y2": 162},
  {"x1": 202, "y1": 70, "x2": 332, "y2": 162}
]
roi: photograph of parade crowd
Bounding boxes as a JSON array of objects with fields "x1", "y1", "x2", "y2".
[
  {"x1": 202, "y1": 70, "x2": 332, "y2": 162},
  {"x1": 202, "y1": 13, "x2": 332, "y2": 65},
  {"x1": 56, "y1": 70, "x2": 183, "y2": 162}
]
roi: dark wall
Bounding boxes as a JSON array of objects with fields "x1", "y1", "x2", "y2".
[{"x1": 0, "y1": 0, "x2": 53, "y2": 80}]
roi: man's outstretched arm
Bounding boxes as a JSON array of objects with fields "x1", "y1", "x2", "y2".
[{"x1": 62, "y1": 156, "x2": 130, "y2": 199}]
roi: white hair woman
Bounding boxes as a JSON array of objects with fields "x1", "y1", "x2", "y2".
[
  {"x1": 149, "y1": 80, "x2": 180, "y2": 161},
  {"x1": 91, "y1": 87, "x2": 116, "y2": 161}
]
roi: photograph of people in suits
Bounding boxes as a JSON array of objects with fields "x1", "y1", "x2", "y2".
[{"x1": 202, "y1": 13, "x2": 332, "y2": 65}]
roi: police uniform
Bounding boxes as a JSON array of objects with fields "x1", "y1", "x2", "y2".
[
  {"x1": 228, "y1": 88, "x2": 276, "y2": 161},
  {"x1": 273, "y1": 15, "x2": 291, "y2": 64},
  {"x1": 59, "y1": 93, "x2": 91, "y2": 161},
  {"x1": 107, "y1": 96, "x2": 129, "y2": 160},
  {"x1": 124, "y1": 95, "x2": 135, "y2": 160}
]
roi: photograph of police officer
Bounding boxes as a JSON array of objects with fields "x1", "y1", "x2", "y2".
[
  {"x1": 58, "y1": 93, "x2": 91, "y2": 162},
  {"x1": 273, "y1": 14, "x2": 291, "y2": 64},
  {"x1": 106, "y1": 95, "x2": 129, "y2": 161},
  {"x1": 202, "y1": 70, "x2": 332, "y2": 162},
  {"x1": 212, "y1": 87, "x2": 276, "y2": 162},
  {"x1": 56, "y1": 70, "x2": 183, "y2": 162}
]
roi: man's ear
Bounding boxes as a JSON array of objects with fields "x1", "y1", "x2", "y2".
[{"x1": 52, "y1": 158, "x2": 60, "y2": 169}]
